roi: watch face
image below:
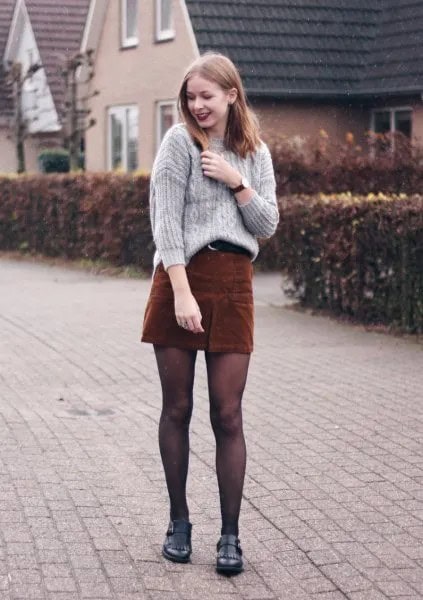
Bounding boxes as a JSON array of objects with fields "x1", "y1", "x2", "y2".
[{"x1": 241, "y1": 177, "x2": 250, "y2": 189}]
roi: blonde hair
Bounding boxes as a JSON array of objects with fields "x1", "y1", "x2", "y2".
[{"x1": 178, "y1": 52, "x2": 261, "y2": 158}]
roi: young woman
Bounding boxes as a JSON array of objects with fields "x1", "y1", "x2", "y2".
[{"x1": 142, "y1": 52, "x2": 279, "y2": 574}]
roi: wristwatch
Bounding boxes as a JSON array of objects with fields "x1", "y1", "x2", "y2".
[{"x1": 230, "y1": 176, "x2": 250, "y2": 193}]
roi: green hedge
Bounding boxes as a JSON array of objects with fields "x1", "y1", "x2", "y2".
[
  {"x1": 38, "y1": 149, "x2": 70, "y2": 173},
  {"x1": 260, "y1": 193, "x2": 423, "y2": 332},
  {"x1": 0, "y1": 174, "x2": 422, "y2": 332}
]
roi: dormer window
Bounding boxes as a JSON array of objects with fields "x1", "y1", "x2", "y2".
[
  {"x1": 122, "y1": 0, "x2": 138, "y2": 48},
  {"x1": 156, "y1": 0, "x2": 174, "y2": 42}
]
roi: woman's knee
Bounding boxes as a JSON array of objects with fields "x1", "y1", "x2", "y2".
[
  {"x1": 210, "y1": 403, "x2": 243, "y2": 436},
  {"x1": 161, "y1": 397, "x2": 193, "y2": 427}
]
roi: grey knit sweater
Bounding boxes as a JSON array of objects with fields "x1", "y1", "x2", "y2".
[{"x1": 150, "y1": 123, "x2": 279, "y2": 270}]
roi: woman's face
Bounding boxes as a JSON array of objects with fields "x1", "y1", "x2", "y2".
[{"x1": 186, "y1": 74, "x2": 236, "y2": 138}]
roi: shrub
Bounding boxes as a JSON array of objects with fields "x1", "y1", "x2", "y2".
[
  {"x1": 0, "y1": 173, "x2": 153, "y2": 270},
  {"x1": 1, "y1": 171, "x2": 422, "y2": 333},
  {"x1": 38, "y1": 149, "x2": 70, "y2": 173},
  {"x1": 269, "y1": 132, "x2": 423, "y2": 196},
  {"x1": 259, "y1": 193, "x2": 423, "y2": 333}
]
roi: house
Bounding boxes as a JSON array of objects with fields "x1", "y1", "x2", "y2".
[
  {"x1": 0, "y1": 0, "x2": 19, "y2": 172},
  {"x1": 85, "y1": 0, "x2": 423, "y2": 173},
  {"x1": 0, "y1": 0, "x2": 98, "y2": 173},
  {"x1": 84, "y1": 0, "x2": 197, "y2": 173},
  {"x1": 2, "y1": 1, "x2": 423, "y2": 173}
]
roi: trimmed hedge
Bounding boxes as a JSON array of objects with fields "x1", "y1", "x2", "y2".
[
  {"x1": 270, "y1": 132, "x2": 423, "y2": 196},
  {"x1": 0, "y1": 174, "x2": 422, "y2": 332},
  {"x1": 0, "y1": 173, "x2": 153, "y2": 269},
  {"x1": 38, "y1": 149, "x2": 70, "y2": 173},
  {"x1": 260, "y1": 193, "x2": 423, "y2": 332}
]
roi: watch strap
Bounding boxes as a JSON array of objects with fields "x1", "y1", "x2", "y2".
[
  {"x1": 230, "y1": 176, "x2": 249, "y2": 193},
  {"x1": 230, "y1": 183, "x2": 245, "y2": 193}
]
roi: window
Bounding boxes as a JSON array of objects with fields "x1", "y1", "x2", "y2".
[
  {"x1": 371, "y1": 107, "x2": 412, "y2": 149},
  {"x1": 394, "y1": 110, "x2": 412, "y2": 138},
  {"x1": 156, "y1": 101, "x2": 177, "y2": 149},
  {"x1": 122, "y1": 0, "x2": 138, "y2": 47},
  {"x1": 156, "y1": 0, "x2": 174, "y2": 41},
  {"x1": 108, "y1": 105, "x2": 138, "y2": 171},
  {"x1": 373, "y1": 111, "x2": 391, "y2": 135}
]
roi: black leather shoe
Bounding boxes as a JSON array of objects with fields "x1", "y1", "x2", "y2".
[
  {"x1": 162, "y1": 520, "x2": 192, "y2": 563},
  {"x1": 216, "y1": 534, "x2": 243, "y2": 574}
]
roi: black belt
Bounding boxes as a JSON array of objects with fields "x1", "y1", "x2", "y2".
[{"x1": 207, "y1": 240, "x2": 251, "y2": 257}]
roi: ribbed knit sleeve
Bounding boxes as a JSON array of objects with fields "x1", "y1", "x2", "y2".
[
  {"x1": 150, "y1": 126, "x2": 191, "y2": 269},
  {"x1": 237, "y1": 143, "x2": 279, "y2": 238}
]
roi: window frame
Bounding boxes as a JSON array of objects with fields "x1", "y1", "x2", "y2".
[
  {"x1": 107, "y1": 104, "x2": 139, "y2": 172},
  {"x1": 370, "y1": 106, "x2": 412, "y2": 150},
  {"x1": 121, "y1": 0, "x2": 139, "y2": 48},
  {"x1": 156, "y1": 100, "x2": 178, "y2": 150},
  {"x1": 155, "y1": 0, "x2": 175, "y2": 42}
]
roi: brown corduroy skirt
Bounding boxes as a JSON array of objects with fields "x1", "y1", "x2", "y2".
[{"x1": 141, "y1": 247, "x2": 254, "y2": 353}]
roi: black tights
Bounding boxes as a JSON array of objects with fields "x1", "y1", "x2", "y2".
[{"x1": 154, "y1": 346, "x2": 250, "y2": 537}]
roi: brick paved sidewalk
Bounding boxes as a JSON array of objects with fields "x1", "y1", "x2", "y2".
[{"x1": 0, "y1": 257, "x2": 422, "y2": 600}]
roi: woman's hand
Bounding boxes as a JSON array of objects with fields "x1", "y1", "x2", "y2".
[
  {"x1": 174, "y1": 289, "x2": 204, "y2": 334},
  {"x1": 201, "y1": 151, "x2": 241, "y2": 188},
  {"x1": 167, "y1": 265, "x2": 204, "y2": 334}
]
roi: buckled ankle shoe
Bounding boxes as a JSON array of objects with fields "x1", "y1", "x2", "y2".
[
  {"x1": 162, "y1": 520, "x2": 192, "y2": 563},
  {"x1": 216, "y1": 534, "x2": 243, "y2": 574}
]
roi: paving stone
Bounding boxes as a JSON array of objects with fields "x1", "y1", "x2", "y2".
[
  {"x1": 38, "y1": 550, "x2": 69, "y2": 564},
  {"x1": 77, "y1": 581, "x2": 113, "y2": 598},
  {"x1": 10, "y1": 583, "x2": 45, "y2": 598},
  {"x1": 235, "y1": 584, "x2": 276, "y2": 599},
  {"x1": 9, "y1": 568, "x2": 42, "y2": 584},
  {"x1": 110, "y1": 577, "x2": 142, "y2": 592},
  {"x1": 348, "y1": 590, "x2": 390, "y2": 600},
  {"x1": 0, "y1": 576, "x2": 9, "y2": 592},
  {"x1": 307, "y1": 550, "x2": 343, "y2": 566},
  {"x1": 148, "y1": 593, "x2": 181, "y2": 600},
  {"x1": 1, "y1": 258, "x2": 423, "y2": 600},
  {"x1": 299, "y1": 575, "x2": 337, "y2": 593},
  {"x1": 310, "y1": 593, "x2": 347, "y2": 600},
  {"x1": 46, "y1": 595, "x2": 81, "y2": 600},
  {"x1": 147, "y1": 593, "x2": 181, "y2": 600},
  {"x1": 44, "y1": 577, "x2": 77, "y2": 592},
  {"x1": 143, "y1": 575, "x2": 175, "y2": 591},
  {"x1": 6, "y1": 542, "x2": 37, "y2": 556},
  {"x1": 73, "y1": 568, "x2": 107, "y2": 583},
  {"x1": 376, "y1": 579, "x2": 419, "y2": 596},
  {"x1": 320, "y1": 562, "x2": 373, "y2": 593}
]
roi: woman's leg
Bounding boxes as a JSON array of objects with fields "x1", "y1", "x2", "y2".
[
  {"x1": 205, "y1": 351, "x2": 250, "y2": 536},
  {"x1": 154, "y1": 345, "x2": 197, "y2": 521}
]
